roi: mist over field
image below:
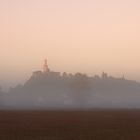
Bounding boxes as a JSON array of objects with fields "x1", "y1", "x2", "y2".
[
  {"x1": 1, "y1": 0, "x2": 140, "y2": 110},
  {"x1": 1, "y1": 1, "x2": 140, "y2": 140},
  {"x1": 1, "y1": 62, "x2": 140, "y2": 110}
]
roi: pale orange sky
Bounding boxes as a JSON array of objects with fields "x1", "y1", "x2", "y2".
[{"x1": 0, "y1": 0, "x2": 140, "y2": 88}]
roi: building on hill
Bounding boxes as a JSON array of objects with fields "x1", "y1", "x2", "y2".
[
  {"x1": 47, "y1": 71, "x2": 60, "y2": 78},
  {"x1": 43, "y1": 59, "x2": 50, "y2": 73},
  {"x1": 31, "y1": 59, "x2": 60, "y2": 77},
  {"x1": 102, "y1": 72, "x2": 108, "y2": 79},
  {"x1": 25, "y1": 59, "x2": 61, "y2": 86},
  {"x1": 32, "y1": 71, "x2": 43, "y2": 77}
]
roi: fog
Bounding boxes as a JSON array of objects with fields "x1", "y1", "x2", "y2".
[
  {"x1": 1, "y1": 67, "x2": 140, "y2": 110},
  {"x1": 1, "y1": 0, "x2": 140, "y2": 84},
  {"x1": 1, "y1": 0, "x2": 140, "y2": 110}
]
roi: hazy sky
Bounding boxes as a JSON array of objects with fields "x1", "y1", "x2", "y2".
[{"x1": 0, "y1": 0, "x2": 140, "y2": 88}]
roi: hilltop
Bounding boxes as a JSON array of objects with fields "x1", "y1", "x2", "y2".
[{"x1": 1, "y1": 60, "x2": 140, "y2": 109}]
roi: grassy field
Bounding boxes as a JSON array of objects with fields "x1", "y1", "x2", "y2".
[{"x1": 0, "y1": 110, "x2": 140, "y2": 140}]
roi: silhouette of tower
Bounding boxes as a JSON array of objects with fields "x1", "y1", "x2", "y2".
[{"x1": 43, "y1": 59, "x2": 50, "y2": 73}]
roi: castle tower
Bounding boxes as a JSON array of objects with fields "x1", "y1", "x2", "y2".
[{"x1": 43, "y1": 59, "x2": 50, "y2": 73}]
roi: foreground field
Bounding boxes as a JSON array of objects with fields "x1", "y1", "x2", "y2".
[{"x1": 0, "y1": 110, "x2": 140, "y2": 140}]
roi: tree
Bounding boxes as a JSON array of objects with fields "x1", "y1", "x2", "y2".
[{"x1": 70, "y1": 73, "x2": 91, "y2": 108}]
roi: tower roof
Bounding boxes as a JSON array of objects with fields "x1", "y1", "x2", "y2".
[{"x1": 43, "y1": 59, "x2": 50, "y2": 73}]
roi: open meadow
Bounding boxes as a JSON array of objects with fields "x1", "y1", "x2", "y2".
[{"x1": 0, "y1": 110, "x2": 140, "y2": 140}]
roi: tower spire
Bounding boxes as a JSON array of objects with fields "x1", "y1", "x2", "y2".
[{"x1": 43, "y1": 59, "x2": 49, "y2": 73}]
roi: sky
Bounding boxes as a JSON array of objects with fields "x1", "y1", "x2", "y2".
[{"x1": 0, "y1": 0, "x2": 140, "y2": 89}]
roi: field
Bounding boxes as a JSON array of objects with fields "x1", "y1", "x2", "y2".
[{"x1": 0, "y1": 110, "x2": 140, "y2": 140}]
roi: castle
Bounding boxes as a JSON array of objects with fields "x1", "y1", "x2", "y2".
[
  {"x1": 1, "y1": 59, "x2": 140, "y2": 109},
  {"x1": 32, "y1": 59, "x2": 60, "y2": 79}
]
